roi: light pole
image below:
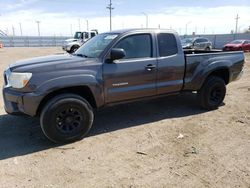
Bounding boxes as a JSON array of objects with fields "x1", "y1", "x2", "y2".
[
  {"x1": 86, "y1": 20, "x2": 89, "y2": 31},
  {"x1": 185, "y1": 21, "x2": 191, "y2": 35},
  {"x1": 106, "y1": 0, "x2": 114, "y2": 31},
  {"x1": 78, "y1": 19, "x2": 81, "y2": 31},
  {"x1": 35, "y1": 21, "x2": 41, "y2": 36},
  {"x1": 179, "y1": 28, "x2": 182, "y2": 35},
  {"x1": 142, "y1": 12, "x2": 148, "y2": 28},
  {"x1": 12, "y1": 25, "x2": 15, "y2": 36},
  {"x1": 19, "y1": 23, "x2": 23, "y2": 36},
  {"x1": 70, "y1": 24, "x2": 73, "y2": 36}
]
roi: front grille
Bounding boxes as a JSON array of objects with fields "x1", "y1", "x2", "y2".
[
  {"x1": 4, "y1": 72, "x2": 7, "y2": 85},
  {"x1": 4, "y1": 67, "x2": 11, "y2": 86}
]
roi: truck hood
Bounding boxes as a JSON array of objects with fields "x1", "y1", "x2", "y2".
[
  {"x1": 65, "y1": 38, "x2": 78, "y2": 43},
  {"x1": 224, "y1": 44, "x2": 241, "y2": 47},
  {"x1": 9, "y1": 54, "x2": 99, "y2": 72}
]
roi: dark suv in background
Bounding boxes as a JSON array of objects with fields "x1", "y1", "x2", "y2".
[{"x1": 181, "y1": 37, "x2": 212, "y2": 51}]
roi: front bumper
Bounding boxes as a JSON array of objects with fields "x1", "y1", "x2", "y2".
[
  {"x1": 3, "y1": 86, "x2": 43, "y2": 116},
  {"x1": 62, "y1": 45, "x2": 71, "y2": 52},
  {"x1": 223, "y1": 46, "x2": 240, "y2": 51}
]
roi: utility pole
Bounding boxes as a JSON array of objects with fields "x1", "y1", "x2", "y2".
[
  {"x1": 19, "y1": 23, "x2": 23, "y2": 36},
  {"x1": 235, "y1": 14, "x2": 240, "y2": 34},
  {"x1": 36, "y1": 21, "x2": 41, "y2": 36},
  {"x1": 142, "y1": 12, "x2": 148, "y2": 28},
  {"x1": 106, "y1": 0, "x2": 114, "y2": 31}
]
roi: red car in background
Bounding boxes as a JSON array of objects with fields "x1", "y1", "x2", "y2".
[{"x1": 223, "y1": 40, "x2": 250, "y2": 52}]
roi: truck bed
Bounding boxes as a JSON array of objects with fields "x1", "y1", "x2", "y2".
[
  {"x1": 183, "y1": 50, "x2": 245, "y2": 91},
  {"x1": 184, "y1": 49, "x2": 228, "y2": 54}
]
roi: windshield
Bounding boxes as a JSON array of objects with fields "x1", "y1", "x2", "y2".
[
  {"x1": 74, "y1": 33, "x2": 118, "y2": 58},
  {"x1": 230, "y1": 40, "x2": 243, "y2": 44},
  {"x1": 181, "y1": 38, "x2": 194, "y2": 44},
  {"x1": 74, "y1": 32, "x2": 82, "y2": 39}
]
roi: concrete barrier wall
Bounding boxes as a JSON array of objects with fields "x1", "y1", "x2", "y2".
[
  {"x1": 1, "y1": 33, "x2": 250, "y2": 49},
  {"x1": 0, "y1": 36, "x2": 69, "y2": 47}
]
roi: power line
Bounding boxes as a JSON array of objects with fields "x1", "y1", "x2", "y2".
[{"x1": 106, "y1": 0, "x2": 114, "y2": 31}]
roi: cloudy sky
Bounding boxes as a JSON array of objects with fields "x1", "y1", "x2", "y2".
[{"x1": 0, "y1": 0, "x2": 250, "y2": 36}]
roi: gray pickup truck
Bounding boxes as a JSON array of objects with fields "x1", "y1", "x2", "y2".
[{"x1": 3, "y1": 29, "x2": 245, "y2": 143}]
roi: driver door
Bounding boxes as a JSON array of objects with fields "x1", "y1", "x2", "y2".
[{"x1": 103, "y1": 34, "x2": 157, "y2": 103}]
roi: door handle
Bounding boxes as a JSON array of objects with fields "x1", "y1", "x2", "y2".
[{"x1": 145, "y1": 64, "x2": 156, "y2": 71}]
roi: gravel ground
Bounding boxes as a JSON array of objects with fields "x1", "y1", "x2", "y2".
[{"x1": 0, "y1": 47, "x2": 249, "y2": 188}]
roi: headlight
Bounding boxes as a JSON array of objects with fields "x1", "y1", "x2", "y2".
[{"x1": 9, "y1": 72, "x2": 32, "y2": 88}]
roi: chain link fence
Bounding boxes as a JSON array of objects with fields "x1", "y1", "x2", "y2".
[
  {"x1": 0, "y1": 36, "x2": 69, "y2": 47},
  {"x1": 1, "y1": 33, "x2": 250, "y2": 49}
]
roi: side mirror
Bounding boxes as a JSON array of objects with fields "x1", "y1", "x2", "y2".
[{"x1": 110, "y1": 48, "x2": 126, "y2": 61}]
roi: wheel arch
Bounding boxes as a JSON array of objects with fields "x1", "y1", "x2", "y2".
[
  {"x1": 205, "y1": 68, "x2": 230, "y2": 85},
  {"x1": 36, "y1": 86, "x2": 97, "y2": 116}
]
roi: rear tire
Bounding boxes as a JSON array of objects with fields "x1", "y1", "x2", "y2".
[
  {"x1": 197, "y1": 76, "x2": 226, "y2": 110},
  {"x1": 205, "y1": 47, "x2": 211, "y2": 51},
  {"x1": 40, "y1": 94, "x2": 94, "y2": 143}
]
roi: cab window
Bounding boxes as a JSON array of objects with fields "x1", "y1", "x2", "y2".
[
  {"x1": 157, "y1": 33, "x2": 178, "y2": 57},
  {"x1": 114, "y1": 34, "x2": 152, "y2": 59}
]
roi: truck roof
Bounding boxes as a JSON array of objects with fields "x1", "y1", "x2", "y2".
[{"x1": 103, "y1": 28, "x2": 177, "y2": 35}]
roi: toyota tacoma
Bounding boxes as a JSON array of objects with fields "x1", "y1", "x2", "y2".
[{"x1": 3, "y1": 29, "x2": 245, "y2": 143}]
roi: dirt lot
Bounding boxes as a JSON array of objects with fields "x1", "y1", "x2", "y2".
[{"x1": 0, "y1": 47, "x2": 249, "y2": 188}]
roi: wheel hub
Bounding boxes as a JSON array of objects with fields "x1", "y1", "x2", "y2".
[
  {"x1": 65, "y1": 116, "x2": 74, "y2": 124},
  {"x1": 55, "y1": 108, "x2": 83, "y2": 133}
]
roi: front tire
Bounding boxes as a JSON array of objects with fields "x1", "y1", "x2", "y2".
[
  {"x1": 69, "y1": 45, "x2": 79, "y2": 53},
  {"x1": 40, "y1": 94, "x2": 94, "y2": 143},
  {"x1": 197, "y1": 76, "x2": 226, "y2": 110},
  {"x1": 205, "y1": 47, "x2": 211, "y2": 51}
]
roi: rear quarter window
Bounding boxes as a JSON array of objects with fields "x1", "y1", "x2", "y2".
[
  {"x1": 157, "y1": 33, "x2": 178, "y2": 57},
  {"x1": 202, "y1": 38, "x2": 208, "y2": 42}
]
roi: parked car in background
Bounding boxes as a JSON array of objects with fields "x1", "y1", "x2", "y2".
[
  {"x1": 181, "y1": 37, "x2": 212, "y2": 51},
  {"x1": 62, "y1": 30, "x2": 98, "y2": 53},
  {"x1": 0, "y1": 40, "x2": 3, "y2": 48},
  {"x1": 223, "y1": 40, "x2": 250, "y2": 52}
]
